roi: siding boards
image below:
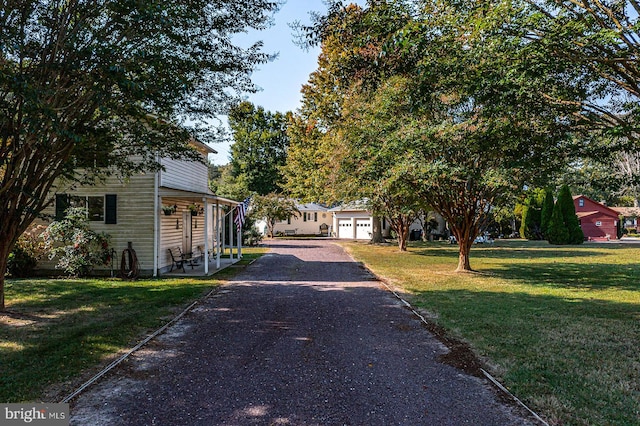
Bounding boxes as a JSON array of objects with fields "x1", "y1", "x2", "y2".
[
  {"x1": 160, "y1": 157, "x2": 209, "y2": 194},
  {"x1": 39, "y1": 174, "x2": 156, "y2": 274}
]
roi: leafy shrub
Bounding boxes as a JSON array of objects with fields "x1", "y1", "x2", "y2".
[
  {"x1": 43, "y1": 207, "x2": 111, "y2": 277},
  {"x1": 547, "y1": 185, "x2": 583, "y2": 245},
  {"x1": 7, "y1": 225, "x2": 46, "y2": 277}
]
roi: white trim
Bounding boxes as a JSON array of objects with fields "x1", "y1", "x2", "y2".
[
  {"x1": 153, "y1": 166, "x2": 160, "y2": 277},
  {"x1": 204, "y1": 198, "x2": 209, "y2": 275}
]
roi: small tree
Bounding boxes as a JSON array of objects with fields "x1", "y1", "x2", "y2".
[
  {"x1": 251, "y1": 194, "x2": 300, "y2": 238},
  {"x1": 7, "y1": 225, "x2": 46, "y2": 278},
  {"x1": 547, "y1": 185, "x2": 584, "y2": 245},
  {"x1": 541, "y1": 189, "x2": 555, "y2": 238},
  {"x1": 519, "y1": 190, "x2": 544, "y2": 240},
  {"x1": 547, "y1": 201, "x2": 570, "y2": 245},
  {"x1": 557, "y1": 185, "x2": 584, "y2": 244},
  {"x1": 43, "y1": 208, "x2": 111, "y2": 277}
]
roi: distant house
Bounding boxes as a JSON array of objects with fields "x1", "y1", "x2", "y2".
[
  {"x1": 329, "y1": 201, "x2": 385, "y2": 240},
  {"x1": 39, "y1": 140, "x2": 241, "y2": 276},
  {"x1": 573, "y1": 195, "x2": 620, "y2": 241},
  {"x1": 255, "y1": 202, "x2": 331, "y2": 236},
  {"x1": 611, "y1": 206, "x2": 640, "y2": 232},
  {"x1": 328, "y1": 201, "x2": 445, "y2": 240}
]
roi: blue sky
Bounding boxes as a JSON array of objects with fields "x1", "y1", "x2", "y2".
[{"x1": 209, "y1": 1, "x2": 353, "y2": 164}]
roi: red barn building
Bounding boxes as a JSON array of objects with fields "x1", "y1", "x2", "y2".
[{"x1": 573, "y1": 195, "x2": 620, "y2": 241}]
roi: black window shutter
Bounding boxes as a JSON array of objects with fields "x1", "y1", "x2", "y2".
[
  {"x1": 55, "y1": 194, "x2": 69, "y2": 220},
  {"x1": 105, "y1": 194, "x2": 117, "y2": 224}
]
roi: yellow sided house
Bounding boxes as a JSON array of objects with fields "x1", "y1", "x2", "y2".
[{"x1": 40, "y1": 140, "x2": 242, "y2": 277}]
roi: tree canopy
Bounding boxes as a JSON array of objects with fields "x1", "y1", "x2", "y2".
[
  {"x1": 284, "y1": 0, "x2": 584, "y2": 269},
  {"x1": 523, "y1": 0, "x2": 640, "y2": 137},
  {"x1": 0, "y1": 0, "x2": 280, "y2": 309},
  {"x1": 228, "y1": 101, "x2": 291, "y2": 195}
]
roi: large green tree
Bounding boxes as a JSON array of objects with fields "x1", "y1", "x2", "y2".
[
  {"x1": 292, "y1": 0, "x2": 582, "y2": 271},
  {"x1": 0, "y1": 0, "x2": 279, "y2": 309},
  {"x1": 228, "y1": 101, "x2": 291, "y2": 195},
  {"x1": 524, "y1": 0, "x2": 640, "y2": 137},
  {"x1": 283, "y1": 1, "x2": 419, "y2": 247},
  {"x1": 338, "y1": 79, "x2": 430, "y2": 251},
  {"x1": 251, "y1": 194, "x2": 300, "y2": 238},
  {"x1": 398, "y1": 0, "x2": 587, "y2": 270}
]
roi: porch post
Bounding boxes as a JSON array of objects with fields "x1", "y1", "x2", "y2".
[
  {"x1": 204, "y1": 198, "x2": 209, "y2": 275},
  {"x1": 229, "y1": 207, "x2": 234, "y2": 260},
  {"x1": 216, "y1": 202, "x2": 221, "y2": 270},
  {"x1": 237, "y1": 224, "x2": 242, "y2": 258}
]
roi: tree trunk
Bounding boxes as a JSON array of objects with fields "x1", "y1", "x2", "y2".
[
  {"x1": 369, "y1": 216, "x2": 386, "y2": 244},
  {"x1": 450, "y1": 217, "x2": 477, "y2": 272},
  {"x1": 0, "y1": 238, "x2": 13, "y2": 311},
  {"x1": 456, "y1": 239, "x2": 473, "y2": 272},
  {"x1": 397, "y1": 226, "x2": 410, "y2": 251}
]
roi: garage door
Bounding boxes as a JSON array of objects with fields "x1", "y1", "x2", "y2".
[
  {"x1": 338, "y1": 219, "x2": 353, "y2": 239},
  {"x1": 355, "y1": 219, "x2": 372, "y2": 240}
]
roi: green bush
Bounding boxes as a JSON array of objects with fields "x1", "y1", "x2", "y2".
[
  {"x1": 540, "y1": 189, "x2": 554, "y2": 237},
  {"x1": 547, "y1": 185, "x2": 583, "y2": 245},
  {"x1": 547, "y1": 201, "x2": 570, "y2": 244},
  {"x1": 519, "y1": 189, "x2": 545, "y2": 240},
  {"x1": 43, "y1": 207, "x2": 111, "y2": 277},
  {"x1": 7, "y1": 225, "x2": 46, "y2": 277}
]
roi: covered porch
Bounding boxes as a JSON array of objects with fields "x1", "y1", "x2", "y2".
[
  {"x1": 162, "y1": 252, "x2": 238, "y2": 277},
  {"x1": 155, "y1": 188, "x2": 243, "y2": 276}
]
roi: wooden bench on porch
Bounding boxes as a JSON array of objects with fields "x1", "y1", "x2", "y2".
[
  {"x1": 284, "y1": 229, "x2": 297, "y2": 236},
  {"x1": 168, "y1": 247, "x2": 197, "y2": 272}
]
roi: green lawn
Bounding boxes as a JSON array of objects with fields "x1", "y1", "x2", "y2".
[
  {"x1": 343, "y1": 240, "x2": 640, "y2": 426},
  {"x1": 0, "y1": 250, "x2": 266, "y2": 403}
]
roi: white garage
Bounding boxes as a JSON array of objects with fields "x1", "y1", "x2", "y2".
[
  {"x1": 330, "y1": 201, "x2": 384, "y2": 240},
  {"x1": 355, "y1": 219, "x2": 372, "y2": 239},
  {"x1": 337, "y1": 219, "x2": 353, "y2": 239}
]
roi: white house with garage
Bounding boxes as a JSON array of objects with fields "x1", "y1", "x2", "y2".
[
  {"x1": 329, "y1": 200, "x2": 446, "y2": 240},
  {"x1": 329, "y1": 201, "x2": 390, "y2": 239},
  {"x1": 255, "y1": 202, "x2": 331, "y2": 236}
]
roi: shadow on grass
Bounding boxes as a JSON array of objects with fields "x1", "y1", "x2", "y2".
[
  {"x1": 410, "y1": 241, "x2": 606, "y2": 260},
  {"x1": 485, "y1": 261, "x2": 640, "y2": 291},
  {"x1": 410, "y1": 288, "x2": 640, "y2": 425},
  {"x1": 408, "y1": 242, "x2": 639, "y2": 291},
  {"x1": 0, "y1": 278, "x2": 217, "y2": 403}
]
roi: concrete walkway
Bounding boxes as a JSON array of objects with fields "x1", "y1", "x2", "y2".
[{"x1": 70, "y1": 239, "x2": 533, "y2": 425}]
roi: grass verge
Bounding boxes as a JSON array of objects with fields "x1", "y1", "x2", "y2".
[
  {"x1": 343, "y1": 240, "x2": 640, "y2": 426},
  {"x1": 0, "y1": 249, "x2": 267, "y2": 403}
]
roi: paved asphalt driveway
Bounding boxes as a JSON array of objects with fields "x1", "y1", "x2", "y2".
[{"x1": 70, "y1": 239, "x2": 533, "y2": 425}]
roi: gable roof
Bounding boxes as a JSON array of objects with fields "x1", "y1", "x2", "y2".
[
  {"x1": 573, "y1": 195, "x2": 620, "y2": 218},
  {"x1": 328, "y1": 199, "x2": 370, "y2": 213},
  {"x1": 611, "y1": 206, "x2": 640, "y2": 217},
  {"x1": 297, "y1": 202, "x2": 328, "y2": 212}
]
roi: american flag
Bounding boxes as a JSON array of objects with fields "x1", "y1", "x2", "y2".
[{"x1": 234, "y1": 197, "x2": 251, "y2": 231}]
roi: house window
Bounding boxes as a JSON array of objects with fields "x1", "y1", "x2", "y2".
[
  {"x1": 55, "y1": 194, "x2": 117, "y2": 223},
  {"x1": 303, "y1": 213, "x2": 307, "y2": 222},
  {"x1": 595, "y1": 221, "x2": 602, "y2": 227},
  {"x1": 87, "y1": 196, "x2": 104, "y2": 221},
  {"x1": 314, "y1": 212, "x2": 318, "y2": 222},
  {"x1": 579, "y1": 199, "x2": 585, "y2": 207},
  {"x1": 287, "y1": 216, "x2": 291, "y2": 225}
]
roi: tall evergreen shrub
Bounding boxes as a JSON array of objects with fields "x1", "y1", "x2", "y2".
[
  {"x1": 558, "y1": 185, "x2": 584, "y2": 244},
  {"x1": 519, "y1": 190, "x2": 544, "y2": 240},
  {"x1": 548, "y1": 185, "x2": 584, "y2": 244},
  {"x1": 547, "y1": 200, "x2": 570, "y2": 244},
  {"x1": 540, "y1": 189, "x2": 554, "y2": 237}
]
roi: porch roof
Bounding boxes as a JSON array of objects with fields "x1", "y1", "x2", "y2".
[{"x1": 158, "y1": 186, "x2": 239, "y2": 206}]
